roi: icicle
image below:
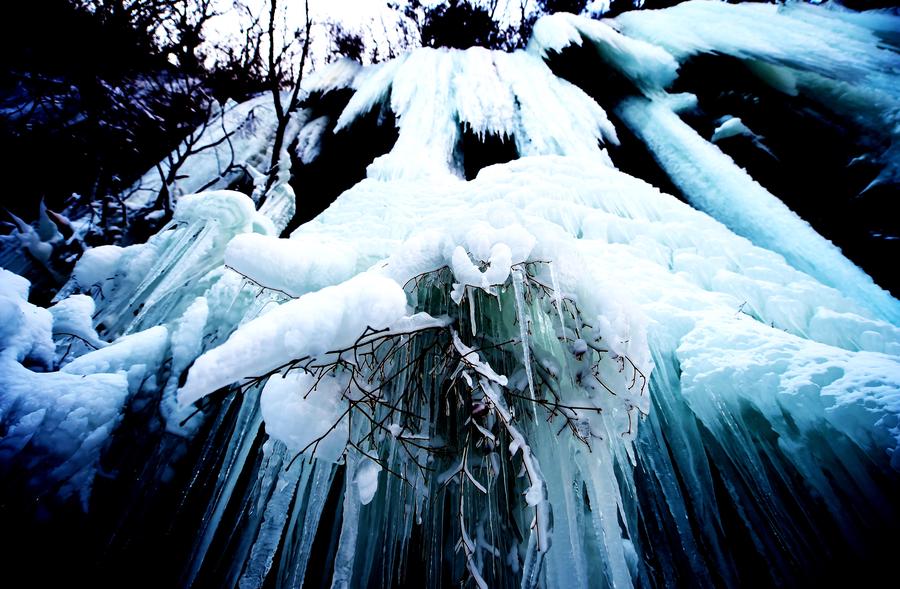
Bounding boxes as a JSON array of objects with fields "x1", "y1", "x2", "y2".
[
  {"x1": 536, "y1": 436, "x2": 589, "y2": 589},
  {"x1": 331, "y1": 451, "x2": 362, "y2": 589},
  {"x1": 548, "y1": 262, "x2": 566, "y2": 335},
  {"x1": 237, "y1": 443, "x2": 304, "y2": 589},
  {"x1": 512, "y1": 268, "x2": 538, "y2": 418},
  {"x1": 478, "y1": 378, "x2": 551, "y2": 588},
  {"x1": 182, "y1": 387, "x2": 264, "y2": 588},
  {"x1": 468, "y1": 286, "x2": 477, "y2": 337},
  {"x1": 278, "y1": 462, "x2": 336, "y2": 588},
  {"x1": 582, "y1": 443, "x2": 635, "y2": 589}
]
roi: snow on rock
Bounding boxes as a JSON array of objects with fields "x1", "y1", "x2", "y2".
[
  {"x1": 0, "y1": 361, "x2": 130, "y2": 507},
  {"x1": 710, "y1": 116, "x2": 752, "y2": 143},
  {"x1": 62, "y1": 326, "x2": 169, "y2": 392},
  {"x1": 0, "y1": 268, "x2": 55, "y2": 367},
  {"x1": 49, "y1": 294, "x2": 106, "y2": 353},
  {"x1": 70, "y1": 244, "x2": 129, "y2": 295},
  {"x1": 0, "y1": 271, "x2": 134, "y2": 506},
  {"x1": 66, "y1": 241, "x2": 156, "y2": 311},
  {"x1": 178, "y1": 272, "x2": 408, "y2": 406}
]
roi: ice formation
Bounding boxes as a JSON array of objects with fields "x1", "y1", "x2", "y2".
[{"x1": 1, "y1": 2, "x2": 899, "y2": 588}]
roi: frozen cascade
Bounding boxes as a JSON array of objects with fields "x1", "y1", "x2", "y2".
[
  {"x1": 616, "y1": 95, "x2": 900, "y2": 323},
  {"x1": 334, "y1": 45, "x2": 619, "y2": 180},
  {"x1": 1, "y1": 2, "x2": 899, "y2": 588},
  {"x1": 529, "y1": 5, "x2": 900, "y2": 323}
]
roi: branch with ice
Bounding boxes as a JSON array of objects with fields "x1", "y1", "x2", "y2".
[
  {"x1": 450, "y1": 329, "x2": 552, "y2": 586},
  {"x1": 177, "y1": 272, "x2": 409, "y2": 406}
]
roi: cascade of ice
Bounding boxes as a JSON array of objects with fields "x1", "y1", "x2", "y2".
[
  {"x1": 63, "y1": 191, "x2": 275, "y2": 338},
  {"x1": 528, "y1": 5, "x2": 900, "y2": 323},
  {"x1": 1, "y1": 2, "x2": 899, "y2": 588},
  {"x1": 122, "y1": 63, "x2": 365, "y2": 220},
  {"x1": 166, "y1": 147, "x2": 897, "y2": 586},
  {"x1": 616, "y1": 95, "x2": 900, "y2": 323},
  {"x1": 332, "y1": 46, "x2": 619, "y2": 180}
]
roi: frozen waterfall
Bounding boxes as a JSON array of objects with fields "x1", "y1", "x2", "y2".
[{"x1": 1, "y1": 2, "x2": 899, "y2": 588}]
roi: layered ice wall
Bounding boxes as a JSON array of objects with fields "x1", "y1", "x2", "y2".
[{"x1": 1, "y1": 2, "x2": 899, "y2": 588}]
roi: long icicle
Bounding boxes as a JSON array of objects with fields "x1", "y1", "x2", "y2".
[{"x1": 512, "y1": 268, "x2": 538, "y2": 419}]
